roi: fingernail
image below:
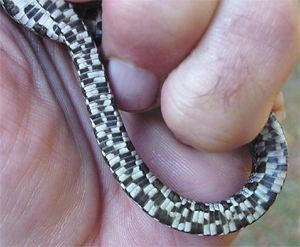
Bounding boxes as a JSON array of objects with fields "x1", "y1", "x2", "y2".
[{"x1": 108, "y1": 58, "x2": 160, "y2": 111}]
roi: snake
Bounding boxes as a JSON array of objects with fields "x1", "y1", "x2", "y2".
[{"x1": 1, "y1": 0, "x2": 288, "y2": 236}]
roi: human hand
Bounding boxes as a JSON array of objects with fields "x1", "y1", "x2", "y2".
[{"x1": 0, "y1": 0, "x2": 299, "y2": 246}]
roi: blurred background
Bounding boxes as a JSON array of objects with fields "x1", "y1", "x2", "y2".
[{"x1": 234, "y1": 64, "x2": 300, "y2": 247}]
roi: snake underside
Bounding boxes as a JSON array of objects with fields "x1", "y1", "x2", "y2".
[{"x1": 0, "y1": 0, "x2": 288, "y2": 236}]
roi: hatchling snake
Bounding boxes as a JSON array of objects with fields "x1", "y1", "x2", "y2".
[{"x1": 0, "y1": 0, "x2": 288, "y2": 236}]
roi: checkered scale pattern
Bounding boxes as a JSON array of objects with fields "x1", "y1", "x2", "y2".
[{"x1": 1, "y1": 0, "x2": 288, "y2": 236}]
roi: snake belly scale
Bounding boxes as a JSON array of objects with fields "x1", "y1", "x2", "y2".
[{"x1": 1, "y1": 0, "x2": 288, "y2": 236}]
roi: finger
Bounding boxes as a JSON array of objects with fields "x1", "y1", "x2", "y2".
[
  {"x1": 121, "y1": 111, "x2": 251, "y2": 202},
  {"x1": 161, "y1": 0, "x2": 300, "y2": 152},
  {"x1": 102, "y1": 0, "x2": 219, "y2": 111}
]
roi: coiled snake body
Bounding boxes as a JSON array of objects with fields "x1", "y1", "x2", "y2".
[{"x1": 1, "y1": 0, "x2": 288, "y2": 236}]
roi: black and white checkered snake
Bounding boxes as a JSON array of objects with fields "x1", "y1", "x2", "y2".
[{"x1": 1, "y1": 0, "x2": 288, "y2": 236}]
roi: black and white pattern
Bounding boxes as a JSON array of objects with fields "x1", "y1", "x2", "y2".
[{"x1": 1, "y1": 0, "x2": 288, "y2": 236}]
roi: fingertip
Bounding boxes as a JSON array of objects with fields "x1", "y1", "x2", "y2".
[{"x1": 108, "y1": 59, "x2": 160, "y2": 111}]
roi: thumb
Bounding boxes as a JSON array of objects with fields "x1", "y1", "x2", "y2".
[{"x1": 161, "y1": 0, "x2": 300, "y2": 151}]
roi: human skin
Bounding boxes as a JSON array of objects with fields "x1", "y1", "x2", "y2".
[{"x1": 0, "y1": 0, "x2": 299, "y2": 246}]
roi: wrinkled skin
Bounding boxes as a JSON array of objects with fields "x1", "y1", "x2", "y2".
[{"x1": 0, "y1": 0, "x2": 299, "y2": 246}]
